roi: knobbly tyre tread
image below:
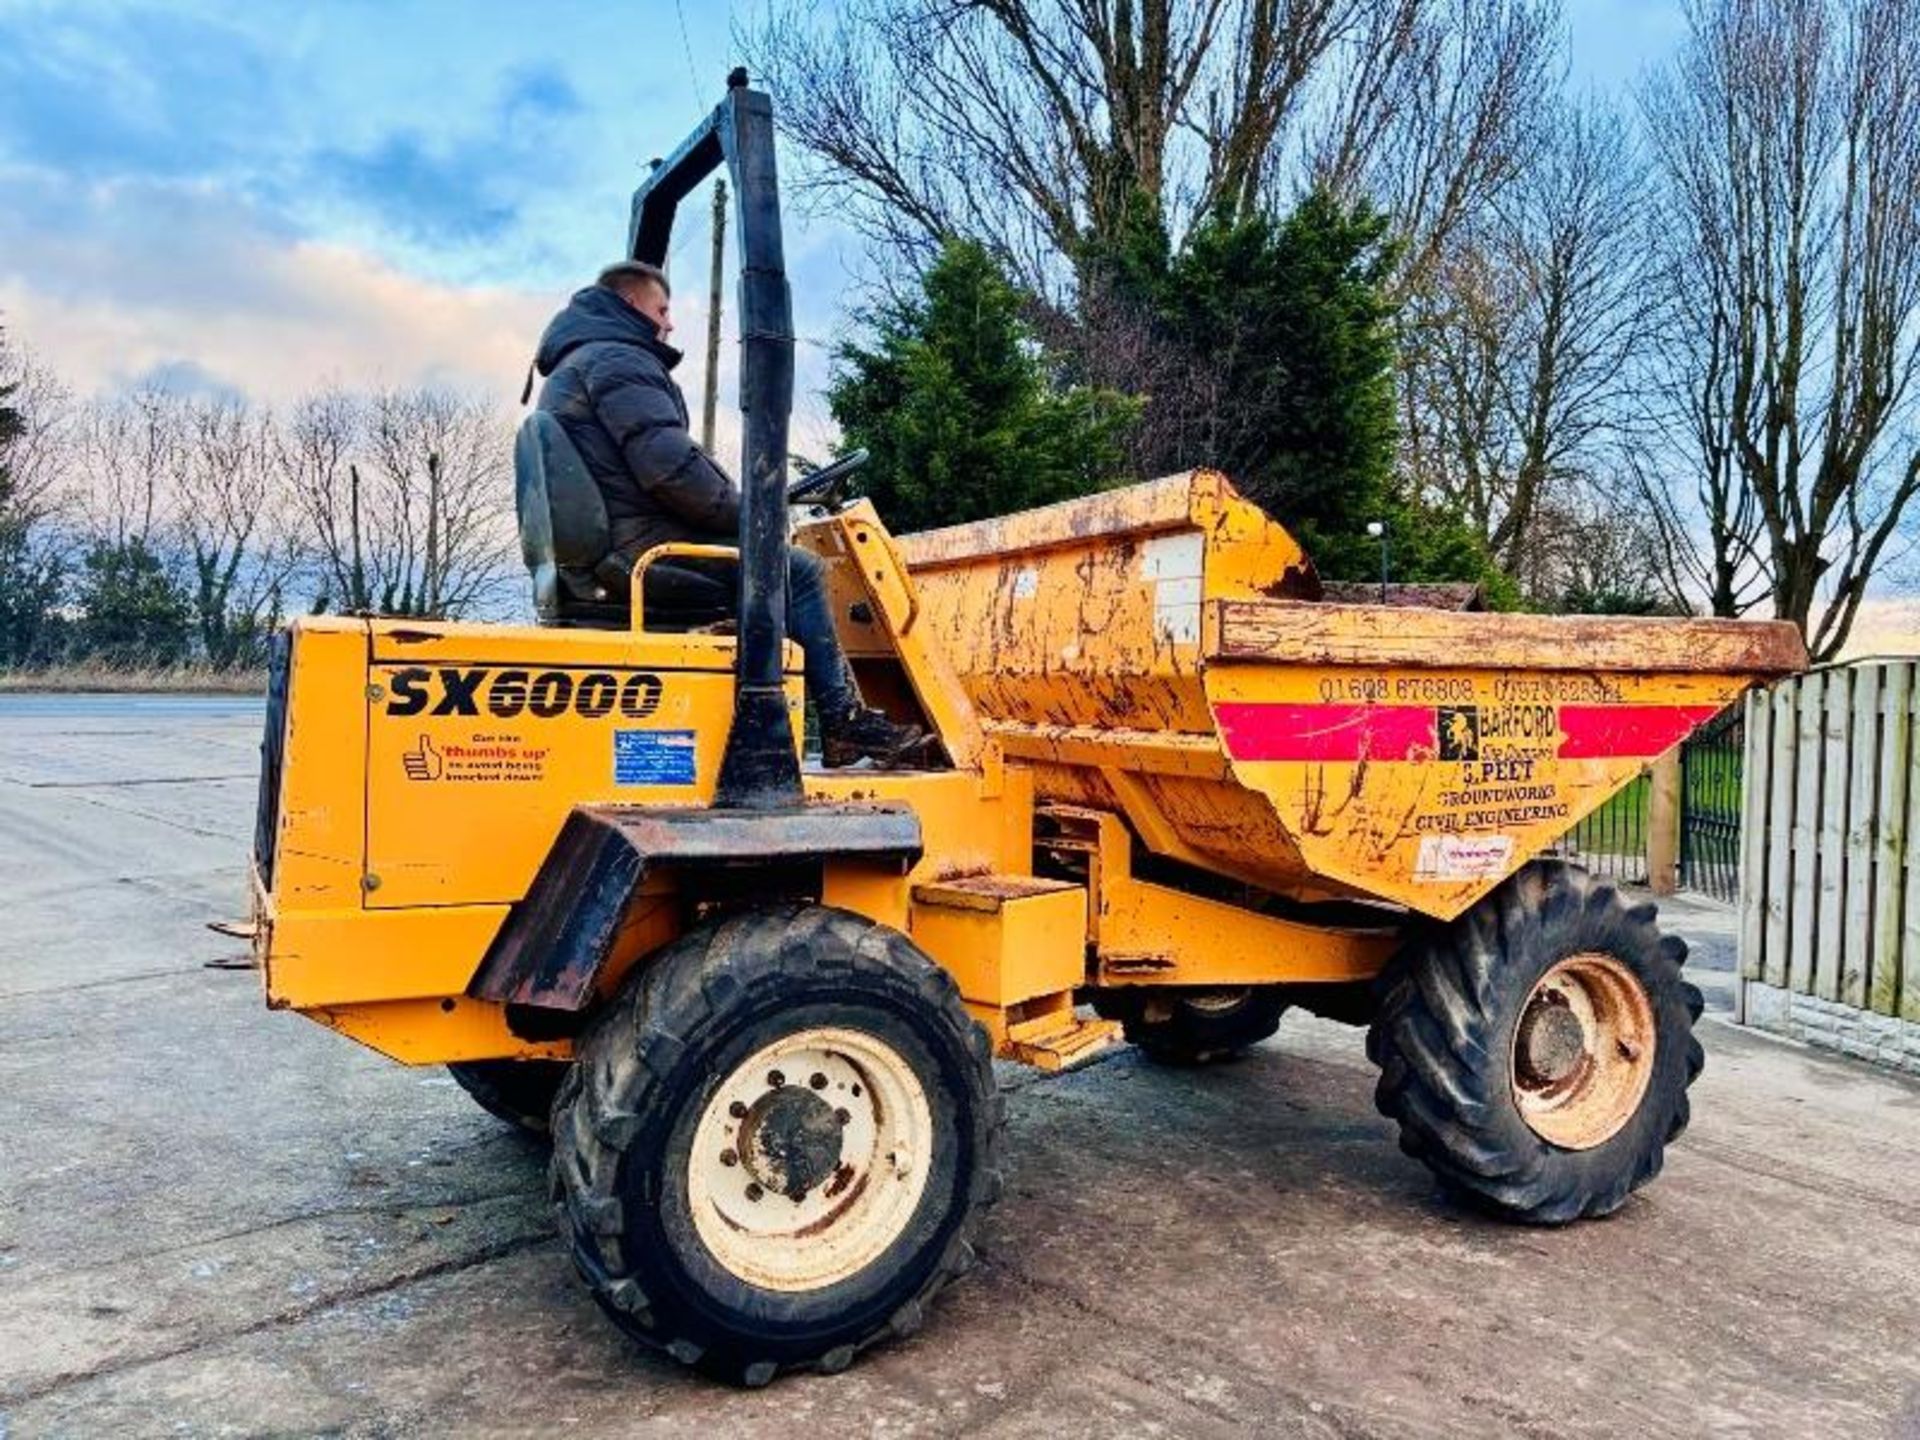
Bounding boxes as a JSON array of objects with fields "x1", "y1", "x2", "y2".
[
  {"x1": 445, "y1": 1059, "x2": 570, "y2": 1135},
  {"x1": 548, "y1": 904, "x2": 1003, "y2": 1384},
  {"x1": 1366, "y1": 862, "x2": 1704, "y2": 1225},
  {"x1": 1091, "y1": 986, "x2": 1290, "y2": 1065}
]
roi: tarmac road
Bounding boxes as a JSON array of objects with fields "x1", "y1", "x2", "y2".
[{"x1": 2, "y1": 694, "x2": 1917, "y2": 1439}]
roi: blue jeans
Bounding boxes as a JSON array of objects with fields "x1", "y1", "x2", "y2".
[
  {"x1": 633, "y1": 541, "x2": 858, "y2": 719},
  {"x1": 787, "y1": 546, "x2": 856, "y2": 719}
]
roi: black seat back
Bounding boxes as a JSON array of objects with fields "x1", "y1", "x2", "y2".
[
  {"x1": 514, "y1": 412, "x2": 622, "y2": 625},
  {"x1": 514, "y1": 411, "x2": 734, "y2": 631}
]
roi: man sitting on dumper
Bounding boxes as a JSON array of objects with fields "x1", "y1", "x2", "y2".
[{"x1": 531, "y1": 260, "x2": 928, "y2": 768}]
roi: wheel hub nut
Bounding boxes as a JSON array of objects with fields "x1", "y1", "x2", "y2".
[
  {"x1": 737, "y1": 1086, "x2": 845, "y2": 1201},
  {"x1": 1517, "y1": 990, "x2": 1587, "y2": 1087}
]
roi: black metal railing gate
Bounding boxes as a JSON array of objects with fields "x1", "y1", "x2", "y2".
[
  {"x1": 1680, "y1": 706, "x2": 1745, "y2": 903},
  {"x1": 1559, "y1": 704, "x2": 1747, "y2": 899},
  {"x1": 1564, "y1": 771, "x2": 1652, "y2": 885}
]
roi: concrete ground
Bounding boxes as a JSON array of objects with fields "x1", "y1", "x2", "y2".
[
  {"x1": 2, "y1": 694, "x2": 1918, "y2": 1440},
  {"x1": 1637, "y1": 888, "x2": 1740, "y2": 1017}
]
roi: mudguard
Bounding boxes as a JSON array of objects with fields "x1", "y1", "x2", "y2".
[{"x1": 468, "y1": 802, "x2": 923, "y2": 1015}]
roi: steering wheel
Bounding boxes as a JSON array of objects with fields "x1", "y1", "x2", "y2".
[{"x1": 787, "y1": 448, "x2": 870, "y2": 506}]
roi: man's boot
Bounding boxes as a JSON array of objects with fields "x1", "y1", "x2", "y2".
[{"x1": 821, "y1": 704, "x2": 936, "y2": 769}]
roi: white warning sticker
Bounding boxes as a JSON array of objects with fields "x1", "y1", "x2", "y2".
[
  {"x1": 1414, "y1": 834, "x2": 1515, "y2": 881},
  {"x1": 1139, "y1": 531, "x2": 1204, "y2": 580},
  {"x1": 1141, "y1": 532, "x2": 1204, "y2": 645}
]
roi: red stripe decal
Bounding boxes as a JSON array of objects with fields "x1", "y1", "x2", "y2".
[
  {"x1": 1555, "y1": 705, "x2": 1721, "y2": 759},
  {"x1": 1214, "y1": 703, "x2": 1436, "y2": 762},
  {"x1": 1216, "y1": 701, "x2": 1725, "y2": 763}
]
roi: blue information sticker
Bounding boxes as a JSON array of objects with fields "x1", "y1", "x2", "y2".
[{"x1": 614, "y1": 729, "x2": 698, "y2": 786}]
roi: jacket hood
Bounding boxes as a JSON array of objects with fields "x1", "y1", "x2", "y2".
[{"x1": 534, "y1": 285, "x2": 682, "y2": 376}]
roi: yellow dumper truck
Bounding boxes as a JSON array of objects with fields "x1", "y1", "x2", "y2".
[{"x1": 247, "y1": 78, "x2": 1806, "y2": 1383}]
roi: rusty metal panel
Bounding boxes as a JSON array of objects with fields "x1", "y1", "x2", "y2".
[
  {"x1": 1206, "y1": 661, "x2": 1758, "y2": 917},
  {"x1": 1208, "y1": 599, "x2": 1808, "y2": 676},
  {"x1": 910, "y1": 876, "x2": 1086, "y2": 1007},
  {"x1": 903, "y1": 470, "x2": 1804, "y2": 921},
  {"x1": 904, "y1": 472, "x2": 1216, "y2": 567},
  {"x1": 796, "y1": 502, "x2": 988, "y2": 769},
  {"x1": 904, "y1": 470, "x2": 1316, "y2": 741},
  {"x1": 469, "y1": 803, "x2": 923, "y2": 1014}
]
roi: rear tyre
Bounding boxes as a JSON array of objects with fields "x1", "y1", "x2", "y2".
[
  {"x1": 1092, "y1": 986, "x2": 1288, "y2": 1064},
  {"x1": 446, "y1": 1059, "x2": 569, "y2": 1135},
  {"x1": 549, "y1": 905, "x2": 1002, "y2": 1384},
  {"x1": 1366, "y1": 862, "x2": 1703, "y2": 1224}
]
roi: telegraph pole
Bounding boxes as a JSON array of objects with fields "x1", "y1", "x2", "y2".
[{"x1": 702, "y1": 178, "x2": 728, "y2": 451}]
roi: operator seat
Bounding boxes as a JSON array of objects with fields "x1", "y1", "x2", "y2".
[{"x1": 513, "y1": 411, "x2": 731, "y2": 631}]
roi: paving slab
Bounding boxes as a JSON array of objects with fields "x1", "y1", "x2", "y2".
[{"x1": 2, "y1": 695, "x2": 1917, "y2": 1439}]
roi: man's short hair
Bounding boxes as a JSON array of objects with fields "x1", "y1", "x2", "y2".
[{"x1": 597, "y1": 260, "x2": 671, "y2": 302}]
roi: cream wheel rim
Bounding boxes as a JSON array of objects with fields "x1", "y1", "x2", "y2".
[
  {"x1": 1509, "y1": 952, "x2": 1657, "y2": 1150},
  {"x1": 687, "y1": 1026, "x2": 933, "y2": 1292}
]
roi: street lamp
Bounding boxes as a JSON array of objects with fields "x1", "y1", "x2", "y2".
[{"x1": 1365, "y1": 521, "x2": 1389, "y2": 604}]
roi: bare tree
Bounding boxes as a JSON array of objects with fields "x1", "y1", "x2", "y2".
[
  {"x1": 1306, "y1": 0, "x2": 1560, "y2": 297},
  {"x1": 755, "y1": 0, "x2": 1556, "y2": 302},
  {"x1": 1624, "y1": 420, "x2": 1771, "y2": 620},
  {"x1": 279, "y1": 389, "x2": 370, "y2": 613},
  {"x1": 50, "y1": 390, "x2": 202, "y2": 666},
  {"x1": 1401, "y1": 99, "x2": 1651, "y2": 592},
  {"x1": 752, "y1": 0, "x2": 1376, "y2": 293},
  {"x1": 1641, "y1": 0, "x2": 1920, "y2": 659},
  {"x1": 364, "y1": 387, "x2": 517, "y2": 617},
  {"x1": 279, "y1": 387, "x2": 516, "y2": 619},
  {"x1": 167, "y1": 397, "x2": 304, "y2": 667},
  {"x1": 75, "y1": 387, "x2": 178, "y2": 552},
  {"x1": 1519, "y1": 482, "x2": 1676, "y2": 612},
  {"x1": 0, "y1": 339, "x2": 73, "y2": 531},
  {"x1": 1049, "y1": 267, "x2": 1221, "y2": 477},
  {"x1": 0, "y1": 333, "x2": 73, "y2": 664}
]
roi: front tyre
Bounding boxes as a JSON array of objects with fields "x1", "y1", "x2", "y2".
[
  {"x1": 1366, "y1": 863, "x2": 1703, "y2": 1225},
  {"x1": 549, "y1": 906, "x2": 1002, "y2": 1384}
]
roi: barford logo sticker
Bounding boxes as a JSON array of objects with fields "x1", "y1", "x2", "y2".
[
  {"x1": 1436, "y1": 705, "x2": 1481, "y2": 761},
  {"x1": 383, "y1": 667, "x2": 663, "y2": 721}
]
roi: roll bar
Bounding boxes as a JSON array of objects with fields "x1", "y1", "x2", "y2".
[{"x1": 628, "y1": 68, "x2": 800, "y2": 809}]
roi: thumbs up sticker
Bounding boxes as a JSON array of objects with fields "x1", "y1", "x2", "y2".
[{"x1": 402, "y1": 734, "x2": 443, "y2": 781}]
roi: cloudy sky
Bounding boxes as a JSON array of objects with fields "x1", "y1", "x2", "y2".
[{"x1": 0, "y1": 0, "x2": 1686, "y2": 441}]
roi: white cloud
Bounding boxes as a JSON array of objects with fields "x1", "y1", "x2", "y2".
[
  {"x1": 1, "y1": 229, "x2": 545, "y2": 406},
  {"x1": 0, "y1": 177, "x2": 841, "y2": 471}
]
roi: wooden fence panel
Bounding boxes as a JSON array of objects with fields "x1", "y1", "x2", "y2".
[
  {"x1": 1869, "y1": 665, "x2": 1911, "y2": 1017},
  {"x1": 1742, "y1": 660, "x2": 1919, "y2": 1021},
  {"x1": 1763, "y1": 682, "x2": 1797, "y2": 988},
  {"x1": 1737, "y1": 688, "x2": 1770, "y2": 1004},
  {"x1": 1906, "y1": 690, "x2": 1920, "y2": 1025},
  {"x1": 1815, "y1": 670, "x2": 1850, "y2": 1002},
  {"x1": 1843, "y1": 667, "x2": 1879, "y2": 1010},
  {"x1": 1789, "y1": 674, "x2": 1824, "y2": 995}
]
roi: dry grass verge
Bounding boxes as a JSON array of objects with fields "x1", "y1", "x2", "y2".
[{"x1": 0, "y1": 662, "x2": 268, "y2": 695}]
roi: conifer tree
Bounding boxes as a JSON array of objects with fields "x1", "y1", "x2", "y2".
[{"x1": 830, "y1": 241, "x2": 1139, "y2": 532}]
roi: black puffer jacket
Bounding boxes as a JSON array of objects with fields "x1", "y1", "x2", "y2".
[{"x1": 533, "y1": 285, "x2": 739, "y2": 561}]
